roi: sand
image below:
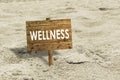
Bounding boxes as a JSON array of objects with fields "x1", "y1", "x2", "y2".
[{"x1": 0, "y1": 0, "x2": 120, "y2": 80}]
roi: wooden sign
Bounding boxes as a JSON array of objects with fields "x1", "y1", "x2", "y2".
[{"x1": 26, "y1": 19, "x2": 72, "y2": 51}]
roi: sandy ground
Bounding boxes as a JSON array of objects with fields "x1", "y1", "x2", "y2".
[{"x1": 0, "y1": 0, "x2": 120, "y2": 80}]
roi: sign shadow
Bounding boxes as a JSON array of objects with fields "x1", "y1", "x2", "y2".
[{"x1": 10, "y1": 46, "x2": 60, "y2": 65}]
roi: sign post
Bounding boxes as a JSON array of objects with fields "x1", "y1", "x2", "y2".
[
  {"x1": 26, "y1": 18, "x2": 72, "y2": 66},
  {"x1": 48, "y1": 50, "x2": 53, "y2": 66},
  {"x1": 46, "y1": 18, "x2": 53, "y2": 66}
]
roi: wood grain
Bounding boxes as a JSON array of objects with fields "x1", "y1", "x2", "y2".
[{"x1": 26, "y1": 19, "x2": 72, "y2": 51}]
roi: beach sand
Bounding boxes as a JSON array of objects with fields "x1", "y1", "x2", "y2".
[{"x1": 0, "y1": 0, "x2": 120, "y2": 80}]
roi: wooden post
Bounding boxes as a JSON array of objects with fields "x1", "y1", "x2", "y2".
[
  {"x1": 48, "y1": 50, "x2": 53, "y2": 66},
  {"x1": 46, "y1": 18, "x2": 53, "y2": 66},
  {"x1": 46, "y1": 17, "x2": 50, "y2": 20}
]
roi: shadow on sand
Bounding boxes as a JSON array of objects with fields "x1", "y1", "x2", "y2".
[{"x1": 10, "y1": 46, "x2": 60, "y2": 65}]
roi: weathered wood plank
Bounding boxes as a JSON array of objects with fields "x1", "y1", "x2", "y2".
[
  {"x1": 27, "y1": 42, "x2": 72, "y2": 51},
  {"x1": 26, "y1": 19, "x2": 72, "y2": 51}
]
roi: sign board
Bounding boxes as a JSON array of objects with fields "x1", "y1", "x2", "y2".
[{"x1": 26, "y1": 19, "x2": 72, "y2": 51}]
